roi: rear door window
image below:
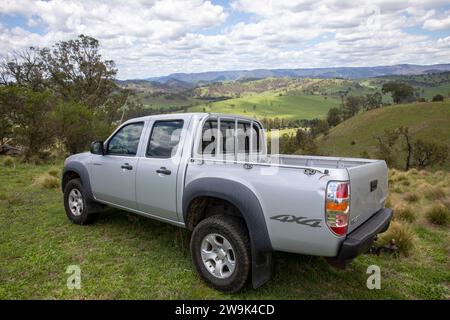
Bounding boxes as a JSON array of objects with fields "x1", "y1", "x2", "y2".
[{"x1": 146, "y1": 120, "x2": 184, "y2": 158}]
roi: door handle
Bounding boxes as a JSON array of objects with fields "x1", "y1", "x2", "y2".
[
  {"x1": 156, "y1": 167, "x2": 171, "y2": 175},
  {"x1": 121, "y1": 163, "x2": 133, "y2": 170}
]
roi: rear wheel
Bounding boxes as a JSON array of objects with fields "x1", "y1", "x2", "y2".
[
  {"x1": 190, "y1": 215, "x2": 251, "y2": 293},
  {"x1": 63, "y1": 178, "x2": 99, "y2": 225}
]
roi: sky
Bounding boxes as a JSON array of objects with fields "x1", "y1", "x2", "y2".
[{"x1": 1, "y1": 0, "x2": 450, "y2": 79}]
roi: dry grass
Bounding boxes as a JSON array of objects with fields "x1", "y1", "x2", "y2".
[
  {"x1": 401, "y1": 179, "x2": 411, "y2": 186},
  {"x1": 419, "y1": 170, "x2": 429, "y2": 176},
  {"x1": 34, "y1": 173, "x2": 59, "y2": 189},
  {"x1": 385, "y1": 195, "x2": 393, "y2": 208},
  {"x1": 48, "y1": 169, "x2": 59, "y2": 178},
  {"x1": 379, "y1": 221, "x2": 415, "y2": 256},
  {"x1": 393, "y1": 203, "x2": 416, "y2": 223},
  {"x1": 395, "y1": 173, "x2": 408, "y2": 182},
  {"x1": 426, "y1": 203, "x2": 450, "y2": 226},
  {"x1": 417, "y1": 182, "x2": 433, "y2": 195},
  {"x1": 402, "y1": 192, "x2": 419, "y2": 203},
  {"x1": 433, "y1": 170, "x2": 445, "y2": 177},
  {"x1": 423, "y1": 186, "x2": 446, "y2": 200}
]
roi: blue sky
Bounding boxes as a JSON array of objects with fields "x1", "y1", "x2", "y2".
[{"x1": 1, "y1": 0, "x2": 450, "y2": 79}]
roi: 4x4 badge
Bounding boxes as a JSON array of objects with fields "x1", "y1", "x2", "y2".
[{"x1": 270, "y1": 215, "x2": 321, "y2": 228}]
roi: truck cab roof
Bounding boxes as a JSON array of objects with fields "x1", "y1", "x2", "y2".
[{"x1": 123, "y1": 112, "x2": 261, "y2": 124}]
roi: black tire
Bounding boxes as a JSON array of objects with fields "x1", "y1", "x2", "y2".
[
  {"x1": 63, "y1": 178, "x2": 99, "y2": 225},
  {"x1": 190, "y1": 215, "x2": 251, "y2": 293}
]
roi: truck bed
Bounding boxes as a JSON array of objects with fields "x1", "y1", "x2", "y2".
[
  {"x1": 270, "y1": 154, "x2": 377, "y2": 169},
  {"x1": 263, "y1": 154, "x2": 389, "y2": 232}
]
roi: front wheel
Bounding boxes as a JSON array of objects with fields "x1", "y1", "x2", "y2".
[
  {"x1": 190, "y1": 215, "x2": 251, "y2": 293},
  {"x1": 63, "y1": 178, "x2": 99, "y2": 225}
]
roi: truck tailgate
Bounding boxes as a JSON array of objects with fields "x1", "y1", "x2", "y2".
[{"x1": 347, "y1": 160, "x2": 388, "y2": 233}]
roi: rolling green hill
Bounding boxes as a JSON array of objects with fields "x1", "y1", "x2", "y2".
[
  {"x1": 189, "y1": 92, "x2": 341, "y2": 120},
  {"x1": 121, "y1": 72, "x2": 450, "y2": 121},
  {"x1": 317, "y1": 101, "x2": 450, "y2": 168}
]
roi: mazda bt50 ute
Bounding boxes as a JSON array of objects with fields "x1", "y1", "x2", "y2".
[{"x1": 62, "y1": 113, "x2": 392, "y2": 292}]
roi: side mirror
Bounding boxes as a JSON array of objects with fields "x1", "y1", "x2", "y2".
[{"x1": 90, "y1": 141, "x2": 104, "y2": 155}]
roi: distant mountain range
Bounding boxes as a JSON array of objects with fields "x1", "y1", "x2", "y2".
[{"x1": 142, "y1": 64, "x2": 450, "y2": 84}]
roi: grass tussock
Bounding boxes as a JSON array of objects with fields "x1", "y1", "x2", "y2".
[
  {"x1": 34, "y1": 173, "x2": 59, "y2": 189},
  {"x1": 403, "y1": 192, "x2": 419, "y2": 203},
  {"x1": 48, "y1": 169, "x2": 59, "y2": 178},
  {"x1": 392, "y1": 186, "x2": 403, "y2": 193},
  {"x1": 433, "y1": 170, "x2": 445, "y2": 178},
  {"x1": 426, "y1": 203, "x2": 450, "y2": 226},
  {"x1": 424, "y1": 186, "x2": 446, "y2": 200},
  {"x1": 385, "y1": 195, "x2": 393, "y2": 208},
  {"x1": 379, "y1": 221, "x2": 415, "y2": 256},
  {"x1": 417, "y1": 182, "x2": 432, "y2": 195},
  {"x1": 419, "y1": 170, "x2": 429, "y2": 176},
  {"x1": 395, "y1": 173, "x2": 408, "y2": 182},
  {"x1": 0, "y1": 191, "x2": 23, "y2": 206},
  {"x1": 3, "y1": 156, "x2": 15, "y2": 168},
  {"x1": 401, "y1": 179, "x2": 411, "y2": 186},
  {"x1": 393, "y1": 203, "x2": 416, "y2": 223}
]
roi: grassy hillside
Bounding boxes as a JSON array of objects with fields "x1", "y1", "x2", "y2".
[
  {"x1": 368, "y1": 72, "x2": 450, "y2": 101},
  {"x1": 317, "y1": 101, "x2": 450, "y2": 168},
  {"x1": 189, "y1": 92, "x2": 340, "y2": 120},
  {"x1": 134, "y1": 94, "x2": 201, "y2": 110}
]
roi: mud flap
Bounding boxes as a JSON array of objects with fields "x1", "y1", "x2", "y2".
[{"x1": 251, "y1": 251, "x2": 272, "y2": 289}]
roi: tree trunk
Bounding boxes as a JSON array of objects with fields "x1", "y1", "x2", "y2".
[{"x1": 404, "y1": 133, "x2": 412, "y2": 171}]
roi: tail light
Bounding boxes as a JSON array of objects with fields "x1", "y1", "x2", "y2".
[{"x1": 326, "y1": 181, "x2": 350, "y2": 236}]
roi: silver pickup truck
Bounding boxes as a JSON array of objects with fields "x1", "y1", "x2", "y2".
[{"x1": 62, "y1": 113, "x2": 392, "y2": 292}]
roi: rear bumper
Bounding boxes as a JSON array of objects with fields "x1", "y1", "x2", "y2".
[{"x1": 336, "y1": 208, "x2": 393, "y2": 260}]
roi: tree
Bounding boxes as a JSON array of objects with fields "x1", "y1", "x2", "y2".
[
  {"x1": 412, "y1": 140, "x2": 448, "y2": 168},
  {"x1": 381, "y1": 82, "x2": 414, "y2": 104},
  {"x1": 0, "y1": 35, "x2": 129, "y2": 160},
  {"x1": 295, "y1": 129, "x2": 317, "y2": 155},
  {"x1": 397, "y1": 127, "x2": 412, "y2": 171},
  {"x1": 0, "y1": 99, "x2": 13, "y2": 147},
  {"x1": 343, "y1": 96, "x2": 363, "y2": 119},
  {"x1": 53, "y1": 101, "x2": 110, "y2": 154},
  {"x1": 363, "y1": 92, "x2": 382, "y2": 110},
  {"x1": 278, "y1": 130, "x2": 317, "y2": 155},
  {"x1": 0, "y1": 85, "x2": 55, "y2": 158},
  {"x1": 41, "y1": 35, "x2": 118, "y2": 109},
  {"x1": 0, "y1": 47, "x2": 48, "y2": 91},
  {"x1": 310, "y1": 119, "x2": 329, "y2": 137},
  {"x1": 326, "y1": 107, "x2": 342, "y2": 127},
  {"x1": 375, "y1": 129, "x2": 400, "y2": 166},
  {"x1": 431, "y1": 94, "x2": 444, "y2": 102}
]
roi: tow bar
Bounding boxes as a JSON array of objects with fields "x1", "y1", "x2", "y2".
[{"x1": 369, "y1": 236, "x2": 398, "y2": 255}]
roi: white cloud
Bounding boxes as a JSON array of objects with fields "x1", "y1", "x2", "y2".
[
  {"x1": 423, "y1": 11, "x2": 450, "y2": 30},
  {"x1": 0, "y1": 0, "x2": 449, "y2": 79}
]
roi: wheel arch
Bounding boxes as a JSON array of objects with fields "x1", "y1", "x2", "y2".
[
  {"x1": 183, "y1": 177, "x2": 273, "y2": 288},
  {"x1": 62, "y1": 161, "x2": 94, "y2": 200}
]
